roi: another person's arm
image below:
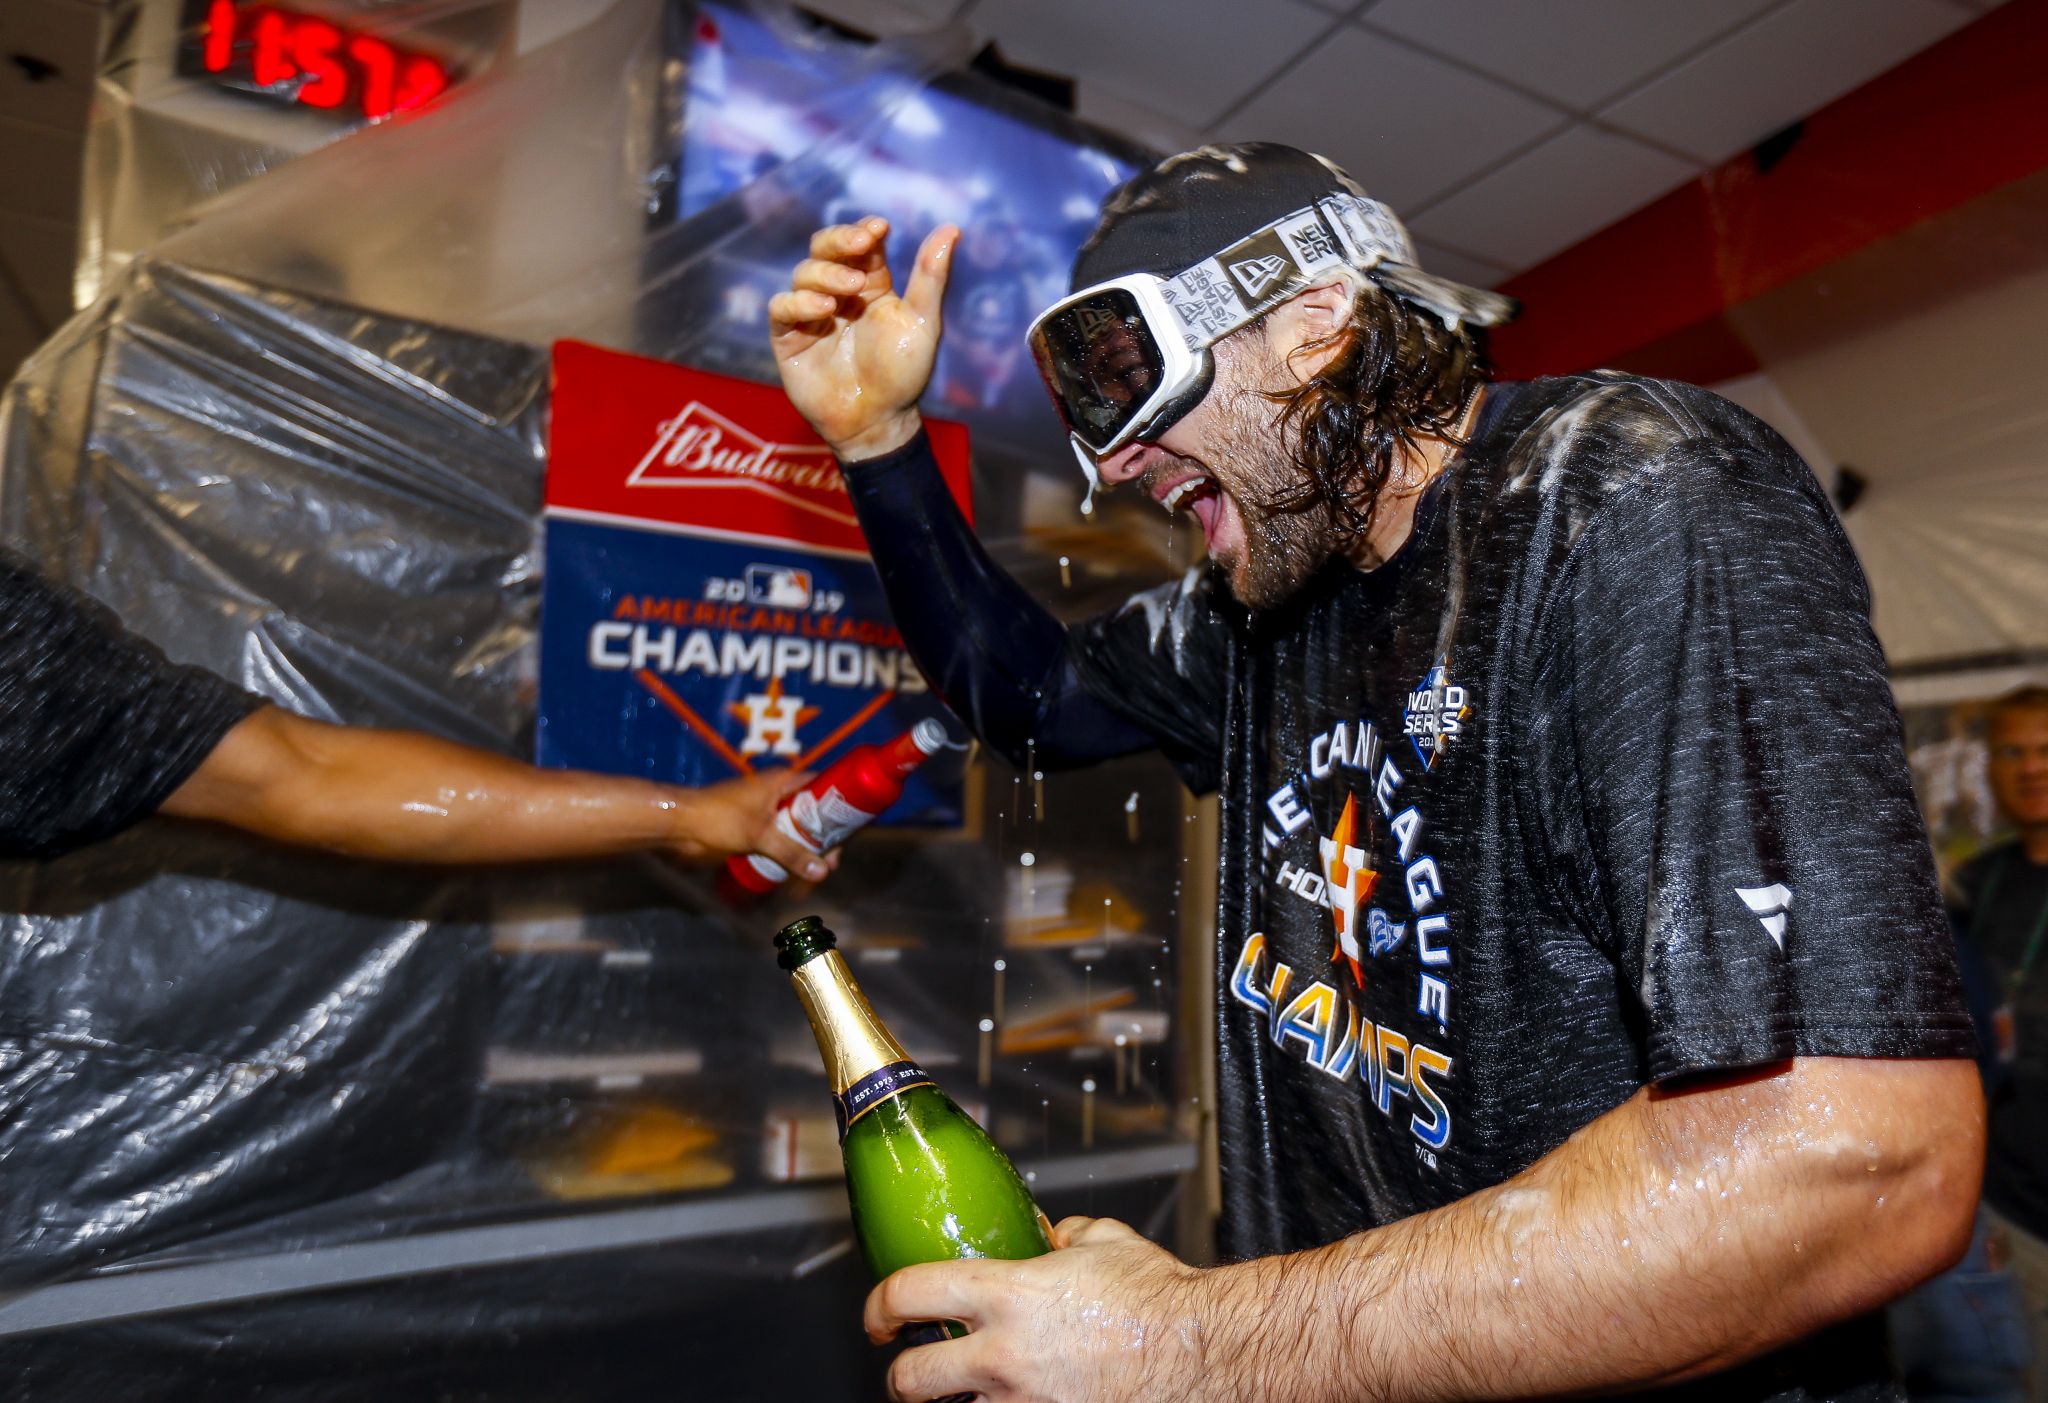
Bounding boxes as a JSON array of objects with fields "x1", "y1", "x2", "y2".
[
  {"x1": 871, "y1": 1055, "x2": 1980, "y2": 1402},
  {"x1": 162, "y1": 705, "x2": 828, "y2": 874},
  {"x1": 0, "y1": 549, "x2": 828, "y2": 876}
]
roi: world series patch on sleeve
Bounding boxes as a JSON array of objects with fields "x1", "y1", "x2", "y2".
[{"x1": 538, "y1": 341, "x2": 973, "y2": 825}]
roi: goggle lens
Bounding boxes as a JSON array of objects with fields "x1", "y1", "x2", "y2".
[{"x1": 1029, "y1": 289, "x2": 1166, "y2": 454}]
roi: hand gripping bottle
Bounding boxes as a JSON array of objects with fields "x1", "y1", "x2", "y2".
[
  {"x1": 775, "y1": 914, "x2": 1051, "y2": 1372},
  {"x1": 724, "y1": 718, "x2": 951, "y2": 894}
]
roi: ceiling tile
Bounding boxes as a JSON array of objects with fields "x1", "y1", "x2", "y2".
[
  {"x1": 1360, "y1": 0, "x2": 1777, "y2": 109},
  {"x1": 0, "y1": 0, "x2": 100, "y2": 133},
  {"x1": 970, "y1": 0, "x2": 1333, "y2": 129},
  {"x1": 1409, "y1": 123, "x2": 1696, "y2": 271},
  {"x1": 1408, "y1": 239, "x2": 1512, "y2": 291},
  {"x1": 1219, "y1": 25, "x2": 1565, "y2": 211},
  {"x1": 1072, "y1": 84, "x2": 1205, "y2": 158},
  {"x1": 0, "y1": 210, "x2": 77, "y2": 332},
  {"x1": 0, "y1": 116, "x2": 83, "y2": 224},
  {"x1": 1599, "y1": 0, "x2": 1976, "y2": 164}
]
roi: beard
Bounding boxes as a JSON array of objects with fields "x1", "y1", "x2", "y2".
[{"x1": 1202, "y1": 358, "x2": 1346, "y2": 611}]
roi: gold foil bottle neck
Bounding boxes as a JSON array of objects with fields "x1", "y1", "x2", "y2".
[{"x1": 790, "y1": 949, "x2": 913, "y2": 1094}]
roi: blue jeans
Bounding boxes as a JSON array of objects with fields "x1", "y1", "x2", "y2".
[{"x1": 1892, "y1": 1210, "x2": 2033, "y2": 1402}]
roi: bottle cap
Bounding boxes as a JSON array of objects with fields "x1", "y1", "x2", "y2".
[
  {"x1": 910, "y1": 718, "x2": 952, "y2": 756},
  {"x1": 774, "y1": 914, "x2": 838, "y2": 971}
]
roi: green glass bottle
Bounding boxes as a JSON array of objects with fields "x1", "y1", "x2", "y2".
[{"x1": 775, "y1": 915, "x2": 1052, "y2": 1314}]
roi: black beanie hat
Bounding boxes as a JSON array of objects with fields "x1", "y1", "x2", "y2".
[{"x1": 1072, "y1": 142, "x2": 1515, "y2": 329}]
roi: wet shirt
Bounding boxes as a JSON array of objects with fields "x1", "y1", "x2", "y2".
[
  {"x1": 0, "y1": 548, "x2": 262, "y2": 858},
  {"x1": 1954, "y1": 843, "x2": 2048, "y2": 1241},
  {"x1": 1069, "y1": 372, "x2": 1972, "y2": 1400}
]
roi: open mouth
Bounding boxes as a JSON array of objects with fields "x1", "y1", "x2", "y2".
[
  {"x1": 1156, "y1": 473, "x2": 1225, "y2": 544},
  {"x1": 1159, "y1": 475, "x2": 1212, "y2": 513}
]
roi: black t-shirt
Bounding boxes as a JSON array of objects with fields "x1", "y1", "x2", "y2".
[
  {"x1": 0, "y1": 548, "x2": 262, "y2": 858},
  {"x1": 1068, "y1": 372, "x2": 1972, "y2": 1401},
  {"x1": 1953, "y1": 842, "x2": 2048, "y2": 1240}
]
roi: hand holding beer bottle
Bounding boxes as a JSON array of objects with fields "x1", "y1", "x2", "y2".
[{"x1": 726, "y1": 720, "x2": 950, "y2": 896}]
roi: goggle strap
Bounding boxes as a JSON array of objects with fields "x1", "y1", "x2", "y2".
[
  {"x1": 1320, "y1": 195, "x2": 1414, "y2": 273},
  {"x1": 1152, "y1": 195, "x2": 1405, "y2": 353}
]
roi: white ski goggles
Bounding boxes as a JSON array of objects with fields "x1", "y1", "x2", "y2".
[{"x1": 1027, "y1": 193, "x2": 1512, "y2": 488}]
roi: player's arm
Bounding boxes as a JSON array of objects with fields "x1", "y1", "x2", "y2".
[
  {"x1": 842, "y1": 429, "x2": 1154, "y2": 769},
  {"x1": 1207, "y1": 1054, "x2": 1978, "y2": 1398},
  {"x1": 770, "y1": 218, "x2": 1153, "y2": 770},
  {"x1": 161, "y1": 704, "x2": 831, "y2": 875},
  {"x1": 870, "y1": 1054, "x2": 1981, "y2": 1402}
]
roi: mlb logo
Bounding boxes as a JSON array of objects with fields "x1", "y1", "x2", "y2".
[{"x1": 747, "y1": 564, "x2": 812, "y2": 608}]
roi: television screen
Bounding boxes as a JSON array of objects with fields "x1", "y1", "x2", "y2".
[{"x1": 674, "y1": 5, "x2": 1147, "y2": 450}]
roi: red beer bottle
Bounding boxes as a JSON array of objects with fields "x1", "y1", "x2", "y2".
[{"x1": 725, "y1": 719, "x2": 952, "y2": 893}]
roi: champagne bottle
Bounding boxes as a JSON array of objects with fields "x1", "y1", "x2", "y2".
[
  {"x1": 775, "y1": 914, "x2": 1051, "y2": 1344},
  {"x1": 726, "y1": 719, "x2": 952, "y2": 894}
]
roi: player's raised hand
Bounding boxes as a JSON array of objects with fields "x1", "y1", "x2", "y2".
[{"x1": 769, "y1": 217, "x2": 957, "y2": 462}]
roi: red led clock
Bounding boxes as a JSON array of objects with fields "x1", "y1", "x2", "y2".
[{"x1": 178, "y1": 1, "x2": 457, "y2": 122}]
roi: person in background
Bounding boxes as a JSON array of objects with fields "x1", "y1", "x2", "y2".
[
  {"x1": 769, "y1": 142, "x2": 1981, "y2": 1402},
  {"x1": 0, "y1": 548, "x2": 833, "y2": 876},
  {"x1": 1947, "y1": 686, "x2": 2048, "y2": 1400}
]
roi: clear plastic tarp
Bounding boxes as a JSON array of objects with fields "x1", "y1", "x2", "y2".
[{"x1": 0, "y1": 2, "x2": 1199, "y2": 1394}]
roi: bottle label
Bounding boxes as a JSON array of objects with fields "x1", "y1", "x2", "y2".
[
  {"x1": 834, "y1": 1058, "x2": 934, "y2": 1139},
  {"x1": 791, "y1": 785, "x2": 881, "y2": 852}
]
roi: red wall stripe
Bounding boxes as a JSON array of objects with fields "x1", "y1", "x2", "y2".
[{"x1": 1491, "y1": 0, "x2": 2048, "y2": 378}]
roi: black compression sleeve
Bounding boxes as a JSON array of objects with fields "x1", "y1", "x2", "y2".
[{"x1": 843, "y1": 431, "x2": 1154, "y2": 770}]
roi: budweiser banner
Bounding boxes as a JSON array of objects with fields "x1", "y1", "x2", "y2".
[{"x1": 538, "y1": 341, "x2": 972, "y2": 824}]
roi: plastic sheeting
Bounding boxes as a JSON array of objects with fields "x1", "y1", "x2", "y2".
[
  {"x1": 0, "y1": 262, "x2": 548, "y2": 1289},
  {"x1": 0, "y1": 2, "x2": 1194, "y2": 1395},
  {"x1": 76, "y1": 0, "x2": 524, "y2": 309}
]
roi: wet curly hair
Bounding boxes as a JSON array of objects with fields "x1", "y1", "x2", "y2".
[{"x1": 1254, "y1": 277, "x2": 1493, "y2": 540}]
